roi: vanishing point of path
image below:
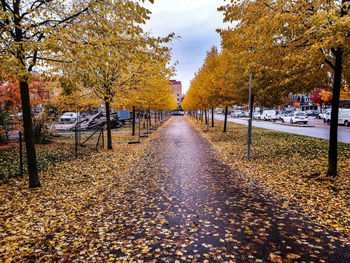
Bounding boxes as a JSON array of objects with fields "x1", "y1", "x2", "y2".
[{"x1": 116, "y1": 117, "x2": 349, "y2": 262}]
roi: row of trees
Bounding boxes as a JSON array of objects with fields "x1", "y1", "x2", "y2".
[
  {"x1": 183, "y1": 0, "x2": 350, "y2": 177},
  {"x1": 0, "y1": 0, "x2": 177, "y2": 188}
]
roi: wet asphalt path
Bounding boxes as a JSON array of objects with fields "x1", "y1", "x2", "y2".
[{"x1": 117, "y1": 116, "x2": 349, "y2": 262}]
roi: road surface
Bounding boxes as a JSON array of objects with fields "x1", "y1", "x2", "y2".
[
  {"x1": 113, "y1": 117, "x2": 348, "y2": 262},
  {"x1": 214, "y1": 114, "x2": 350, "y2": 144}
]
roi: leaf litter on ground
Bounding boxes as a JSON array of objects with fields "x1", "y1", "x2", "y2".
[{"x1": 189, "y1": 117, "x2": 350, "y2": 242}]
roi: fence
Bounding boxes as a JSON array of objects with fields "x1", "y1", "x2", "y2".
[{"x1": 0, "y1": 110, "x2": 171, "y2": 182}]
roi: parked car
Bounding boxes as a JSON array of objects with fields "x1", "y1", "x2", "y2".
[
  {"x1": 305, "y1": 110, "x2": 314, "y2": 116},
  {"x1": 60, "y1": 112, "x2": 80, "y2": 122},
  {"x1": 325, "y1": 108, "x2": 350, "y2": 126},
  {"x1": 241, "y1": 111, "x2": 250, "y2": 118},
  {"x1": 231, "y1": 110, "x2": 243, "y2": 118},
  {"x1": 253, "y1": 111, "x2": 261, "y2": 120},
  {"x1": 339, "y1": 109, "x2": 350, "y2": 126},
  {"x1": 311, "y1": 110, "x2": 320, "y2": 117},
  {"x1": 282, "y1": 112, "x2": 308, "y2": 124},
  {"x1": 275, "y1": 112, "x2": 284, "y2": 121},
  {"x1": 319, "y1": 109, "x2": 331, "y2": 120},
  {"x1": 172, "y1": 111, "x2": 184, "y2": 116},
  {"x1": 261, "y1": 110, "x2": 277, "y2": 121},
  {"x1": 323, "y1": 111, "x2": 331, "y2": 123},
  {"x1": 216, "y1": 108, "x2": 223, "y2": 114}
]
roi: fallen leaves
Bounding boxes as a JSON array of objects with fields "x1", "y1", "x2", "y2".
[
  {"x1": 190, "y1": 117, "x2": 350, "y2": 242},
  {"x1": 1, "y1": 117, "x2": 349, "y2": 262},
  {"x1": 0, "y1": 129, "x2": 161, "y2": 262},
  {"x1": 269, "y1": 252, "x2": 282, "y2": 263}
]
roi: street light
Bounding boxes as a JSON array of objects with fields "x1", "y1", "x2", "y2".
[
  {"x1": 247, "y1": 47, "x2": 254, "y2": 159},
  {"x1": 247, "y1": 72, "x2": 253, "y2": 159}
]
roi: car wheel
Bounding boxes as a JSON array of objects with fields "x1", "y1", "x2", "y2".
[
  {"x1": 323, "y1": 119, "x2": 326, "y2": 123},
  {"x1": 282, "y1": 119, "x2": 284, "y2": 123},
  {"x1": 344, "y1": 120, "x2": 349, "y2": 126},
  {"x1": 327, "y1": 119, "x2": 330, "y2": 125},
  {"x1": 290, "y1": 119, "x2": 293, "y2": 124}
]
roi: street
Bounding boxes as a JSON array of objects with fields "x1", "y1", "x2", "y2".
[{"x1": 214, "y1": 114, "x2": 350, "y2": 144}]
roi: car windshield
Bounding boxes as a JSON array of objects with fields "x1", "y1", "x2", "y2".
[{"x1": 295, "y1": 113, "x2": 306, "y2": 116}]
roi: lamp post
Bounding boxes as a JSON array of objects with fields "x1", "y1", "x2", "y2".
[{"x1": 247, "y1": 71, "x2": 253, "y2": 159}]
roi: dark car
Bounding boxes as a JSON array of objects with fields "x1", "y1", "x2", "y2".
[{"x1": 172, "y1": 111, "x2": 184, "y2": 116}]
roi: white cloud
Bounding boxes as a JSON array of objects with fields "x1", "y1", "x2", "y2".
[{"x1": 142, "y1": 0, "x2": 228, "y2": 94}]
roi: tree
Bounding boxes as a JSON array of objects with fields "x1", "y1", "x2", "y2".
[
  {"x1": 182, "y1": 47, "x2": 246, "y2": 132},
  {"x1": 0, "y1": 0, "x2": 103, "y2": 187},
  {"x1": 218, "y1": 0, "x2": 350, "y2": 177},
  {"x1": 0, "y1": 75, "x2": 43, "y2": 112},
  {"x1": 311, "y1": 88, "x2": 332, "y2": 109},
  {"x1": 52, "y1": 0, "x2": 174, "y2": 149},
  {"x1": 119, "y1": 44, "x2": 178, "y2": 115}
]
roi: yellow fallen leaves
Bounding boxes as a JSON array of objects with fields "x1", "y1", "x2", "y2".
[
  {"x1": 286, "y1": 253, "x2": 301, "y2": 259},
  {"x1": 190, "y1": 117, "x2": 350, "y2": 241},
  {"x1": 0, "y1": 127, "x2": 164, "y2": 262},
  {"x1": 269, "y1": 252, "x2": 282, "y2": 263}
]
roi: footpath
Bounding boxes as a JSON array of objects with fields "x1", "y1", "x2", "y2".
[{"x1": 116, "y1": 116, "x2": 349, "y2": 262}]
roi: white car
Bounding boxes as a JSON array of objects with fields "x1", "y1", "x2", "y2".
[
  {"x1": 231, "y1": 110, "x2": 243, "y2": 118},
  {"x1": 253, "y1": 112, "x2": 261, "y2": 120},
  {"x1": 261, "y1": 110, "x2": 277, "y2": 121},
  {"x1": 339, "y1": 109, "x2": 350, "y2": 126},
  {"x1": 325, "y1": 109, "x2": 350, "y2": 126},
  {"x1": 319, "y1": 109, "x2": 331, "y2": 120},
  {"x1": 323, "y1": 111, "x2": 331, "y2": 123},
  {"x1": 216, "y1": 108, "x2": 223, "y2": 114},
  {"x1": 282, "y1": 112, "x2": 308, "y2": 124},
  {"x1": 60, "y1": 112, "x2": 79, "y2": 122}
]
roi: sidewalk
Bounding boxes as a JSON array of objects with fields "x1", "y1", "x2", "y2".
[{"x1": 119, "y1": 116, "x2": 348, "y2": 262}]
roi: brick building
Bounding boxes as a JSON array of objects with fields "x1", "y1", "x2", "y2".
[{"x1": 170, "y1": 80, "x2": 182, "y2": 108}]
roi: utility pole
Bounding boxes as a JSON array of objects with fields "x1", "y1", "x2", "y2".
[{"x1": 247, "y1": 71, "x2": 253, "y2": 159}]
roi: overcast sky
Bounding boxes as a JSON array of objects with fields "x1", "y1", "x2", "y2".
[{"x1": 143, "y1": 0, "x2": 228, "y2": 95}]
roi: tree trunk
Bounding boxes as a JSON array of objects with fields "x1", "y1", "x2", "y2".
[
  {"x1": 224, "y1": 106, "x2": 228, "y2": 133},
  {"x1": 146, "y1": 110, "x2": 149, "y2": 134},
  {"x1": 20, "y1": 81, "x2": 40, "y2": 188},
  {"x1": 205, "y1": 110, "x2": 208, "y2": 125},
  {"x1": 327, "y1": 48, "x2": 343, "y2": 177},
  {"x1": 132, "y1": 106, "x2": 136, "y2": 136},
  {"x1": 149, "y1": 110, "x2": 152, "y2": 128},
  {"x1": 105, "y1": 101, "x2": 112, "y2": 149},
  {"x1": 155, "y1": 111, "x2": 157, "y2": 126},
  {"x1": 211, "y1": 107, "x2": 214, "y2": 127}
]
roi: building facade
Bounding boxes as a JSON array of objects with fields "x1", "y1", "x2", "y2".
[
  {"x1": 288, "y1": 93, "x2": 317, "y2": 111},
  {"x1": 170, "y1": 80, "x2": 182, "y2": 108},
  {"x1": 340, "y1": 86, "x2": 350, "y2": 108}
]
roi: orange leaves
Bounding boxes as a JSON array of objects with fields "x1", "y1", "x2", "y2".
[
  {"x1": 286, "y1": 253, "x2": 301, "y2": 259},
  {"x1": 0, "y1": 75, "x2": 46, "y2": 112},
  {"x1": 269, "y1": 252, "x2": 282, "y2": 263}
]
